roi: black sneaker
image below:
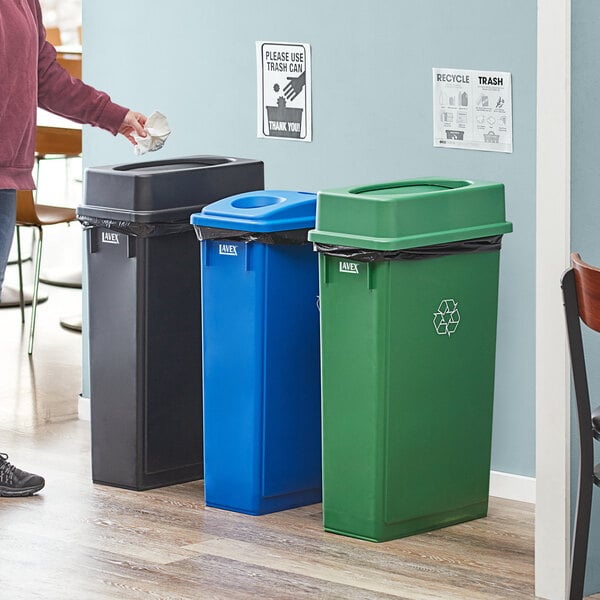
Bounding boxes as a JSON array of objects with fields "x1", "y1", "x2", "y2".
[{"x1": 0, "y1": 453, "x2": 45, "y2": 497}]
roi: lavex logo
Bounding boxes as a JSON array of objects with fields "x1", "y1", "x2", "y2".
[
  {"x1": 339, "y1": 261, "x2": 359, "y2": 274},
  {"x1": 101, "y1": 232, "x2": 119, "y2": 244},
  {"x1": 219, "y1": 243, "x2": 238, "y2": 256}
]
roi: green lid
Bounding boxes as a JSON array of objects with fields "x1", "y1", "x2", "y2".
[{"x1": 308, "y1": 178, "x2": 512, "y2": 250}]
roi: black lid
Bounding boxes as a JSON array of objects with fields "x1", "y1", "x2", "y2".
[{"x1": 78, "y1": 155, "x2": 264, "y2": 223}]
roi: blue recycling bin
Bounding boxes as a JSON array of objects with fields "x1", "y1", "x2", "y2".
[{"x1": 191, "y1": 190, "x2": 322, "y2": 515}]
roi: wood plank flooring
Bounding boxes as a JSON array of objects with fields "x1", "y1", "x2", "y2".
[{"x1": 0, "y1": 270, "x2": 550, "y2": 599}]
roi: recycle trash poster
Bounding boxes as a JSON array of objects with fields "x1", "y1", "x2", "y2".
[
  {"x1": 257, "y1": 42, "x2": 312, "y2": 142},
  {"x1": 432, "y1": 68, "x2": 512, "y2": 153}
]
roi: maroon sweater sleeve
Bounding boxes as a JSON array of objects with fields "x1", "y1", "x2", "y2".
[{"x1": 34, "y1": 4, "x2": 128, "y2": 134}]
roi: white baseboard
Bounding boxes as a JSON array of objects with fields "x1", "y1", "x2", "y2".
[
  {"x1": 489, "y1": 470, "x2": 536, "y2": 504},
  {"x1": 78, "y1": 395, "x2": 90, "y2": 421}
]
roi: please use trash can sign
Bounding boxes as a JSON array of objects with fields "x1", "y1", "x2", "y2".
[{"x1": 256, "y1": 41, "x2": 312, "y2": 142}]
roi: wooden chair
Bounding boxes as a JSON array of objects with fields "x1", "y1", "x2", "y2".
[
  {"x1": 56, "y1": 53, "x2": 82, "y2": 80},
  {"x1": 561, "y1": 252, "x2": 600, "y2": 599},
  {"x1": 35, "y1": 124, "x2": 82, "y2": 158},
  {"x1": 34, "y1": 122, "x2": 82, "y2": 217},
  {"x1": 6, "y1": 125, "x2": 80, "y2": 271},
  {"x1": 45, "y1": 26, "x2": 62, "y2": 46},
  {"x1": 35, "y1": 123, "x2": 82, "y2": 194},
  {"x1": 15, "y1": 191, "x2": 77, "y2": 354},
  {"x1": 34, "y1": 123, "x2": 83, "y2": 288}
]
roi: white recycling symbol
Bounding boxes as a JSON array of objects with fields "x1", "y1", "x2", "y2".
[{"x1": 433, "y1": 299, "x2": 460, "y2": 337}]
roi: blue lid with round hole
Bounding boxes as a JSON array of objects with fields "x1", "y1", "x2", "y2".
[{"x1": 190, "y1": 190, "x2": 317, "y2": 232}]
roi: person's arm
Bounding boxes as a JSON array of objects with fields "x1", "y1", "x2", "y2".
[{"x1": 33, "y1": 1, "x2": 145, "y2": 141}]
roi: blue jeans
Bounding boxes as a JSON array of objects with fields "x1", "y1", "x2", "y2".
[{"x1": 0, "y1": 189, "x2": 16, "y2": 296}]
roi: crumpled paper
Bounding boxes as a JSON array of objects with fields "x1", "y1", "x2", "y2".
[{"x1": 133, "y1": 110, "x2": 171, "y2": 156}]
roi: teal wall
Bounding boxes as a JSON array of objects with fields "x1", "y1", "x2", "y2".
[
  {"x1": 82, "y1": 1, "x2": 537, "y2": 477},
  {"x1": 572, "y1": 0, "x2": 600, "y2": 593}
]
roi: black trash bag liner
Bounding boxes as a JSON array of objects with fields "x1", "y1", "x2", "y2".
[
  {"x1": 314, "y1": 235, "x2": 503, "y2": 263},
  {"x1": 78, "y1": 215, "x2": 193, "y2": 238},
  {"x1": 194, "y1": 225, "x2": 310, "y2": 246}
]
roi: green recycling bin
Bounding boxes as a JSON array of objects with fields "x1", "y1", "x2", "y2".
[{"x1": 308, "y1": 178, "x2": 512, "y2": 542}]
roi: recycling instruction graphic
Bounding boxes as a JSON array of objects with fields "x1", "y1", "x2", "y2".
[
  {"x1": 433, "y1": 68, "x2": 512, "y2": 153},
  {"x1": 257, "y1": 42, "x2": 312, "y2": 142}
]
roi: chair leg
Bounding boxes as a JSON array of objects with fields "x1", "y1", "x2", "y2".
[
  {"x1": 563, "y1": 268, "x2": 595, "y2": 600},
  {"x1": 35, "y1": 156, "x2": 41, "y2": 191},
  {"x1": 570, "y1": 471, "x2": 593, "y2": 599},
  {"x1": 8, "y1": 227, "x2": 32, "y2": 266},
  {"x1": 28, "y1": 227, "x2": 43, "y2": 355},
  {"x1": 15, "y1": 226, "x2": 25, "y2": 324},
  {"x1": 65, "y1": 157, "x2": 71, "y2": 202}
]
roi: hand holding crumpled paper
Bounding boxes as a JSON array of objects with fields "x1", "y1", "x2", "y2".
[{"x1": 133, "y1": 111, "x2": 171, "y2": 156}]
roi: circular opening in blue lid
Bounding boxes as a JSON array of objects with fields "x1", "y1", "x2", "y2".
[{"x1": 231, "y1": 195, "x2": 282, "y2": 209}]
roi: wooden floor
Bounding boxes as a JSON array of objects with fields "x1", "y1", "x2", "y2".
[{"x1": 0, "y1": 269, "x2": 548, "y2": 599}]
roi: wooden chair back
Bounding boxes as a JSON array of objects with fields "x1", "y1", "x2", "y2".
[
  {"x1": 572, "y1": 253, "x2": 600, "y2": 332},
  {"x1": 56, "y1": 53, "x2": 82, "y2": 80},
  {"x1": 35, "y1": 125, "x2": 82, "y2": 157},
  {"x1": 45, "y1": 26, "x2": 62, "y2": 46}
]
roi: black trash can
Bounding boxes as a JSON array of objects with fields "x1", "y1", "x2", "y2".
[{"x1": 77, "y1": 156, "x2": 264, "y2": 490}]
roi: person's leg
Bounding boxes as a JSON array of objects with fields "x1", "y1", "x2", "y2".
[
  {"x1": 0, "y1": 189, "x2": 17, "y2": 296},
  {"x1": 0, "y1": 191, "x2": 45, "y2": 496}
]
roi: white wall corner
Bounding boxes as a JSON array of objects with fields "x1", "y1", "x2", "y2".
[{"x1": 536, "y1": 0, "x2": 571, "y2": 598}]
